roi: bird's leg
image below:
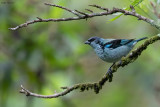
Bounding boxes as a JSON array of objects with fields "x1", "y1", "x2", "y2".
[
  {"x1": 107, "y1": 63, "x2": 115, "y2": 74},
  {"x1": 119, "y1": 57, "x2": 125, "y2": 66},
  {"x1": 106, "y1": 62, "x2": 115, "y2": 82},
  {"x1": 119, "y1": 59, "x2": 122, "y2": 65}
]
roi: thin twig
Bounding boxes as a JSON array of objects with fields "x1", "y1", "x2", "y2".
[
  {"x1": 9, "y1": 4, "x2": 160, "y2": 30},
  {"x1": 89, "y1": 4, "x2": 109, "y2": 11},
  {"x1": 36, "y1": 17, "x2": 43, "y2": 21},
  {"x1": 74, "y1": 10, "x2": 89, "y2": 17},
  {"x1": 130, "y1": 5, "x2": 135, "y2": 13},
  {"x1": 150, "y1": 1, "x2": 160, "y2": 19},
  {"x1": 44, "y1": 3, "x2": 82, "y2": 17},
  {"x1": 20, "y1": 85, "x2": 76, "y2": 98},
  {"x1": 19, "y1": 35, "x2": 160, "y2": 98},
  {"x1": 85, "y1": 9, "x2": 93, "y2": 13}
]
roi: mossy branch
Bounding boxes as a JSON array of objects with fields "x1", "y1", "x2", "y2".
[
  {"x1": 19, "y1": 35, "x2": 160, "y2": 98},
  {"x1": 18, "y1": 3, "x2": 160, "y2": 99}
]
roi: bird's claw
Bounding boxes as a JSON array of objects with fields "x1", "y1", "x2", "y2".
[
  {"x1": 107, "y1": 67, "x2": 113, "y2": 82},
  {"x1": 119, "y1": 60, "x2": 122, "y2": 65}
]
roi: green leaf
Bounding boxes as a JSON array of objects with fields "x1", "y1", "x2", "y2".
[
  {"x1": 130, "y1": 0, "x2": 143, "y2": 7},
  {"x1": 108, "y1": 14, "x2": 122, "y2": 22},
  {"x1": 108, "y1": 0, "x2": 144, "y2": 22}
]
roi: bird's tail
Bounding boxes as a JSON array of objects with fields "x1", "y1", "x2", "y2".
[{"x1": 136, "y1": 37, "x2": 147, "y2": 42}]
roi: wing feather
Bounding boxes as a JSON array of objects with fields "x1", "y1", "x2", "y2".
[{"x1": 102, "y1": 39, "x2": 134, "y2": 49}]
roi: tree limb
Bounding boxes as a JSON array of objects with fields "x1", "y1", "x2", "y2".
[
  {"x1": 44, "y1": 3, "x2": 82, "y2": 17},
  {"x1": 9, "y1": 3, "x2": 160, "y2": 30},
  {"x1": 9, "y1": 2, "x2": 160, "y2": 99},
  {"x1": 19, "y1": 34, "x2": 160, "y2": 98}
]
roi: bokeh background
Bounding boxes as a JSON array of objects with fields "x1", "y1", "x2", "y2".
[{"x1": 0, "y1": 0, "x2": 160, "y2": 107}]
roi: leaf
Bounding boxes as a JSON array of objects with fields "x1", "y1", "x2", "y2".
[
  {"x1": 108, "y1": 0, "x2": 144, "y2": 22},
  {"x1": 130, "y1": 0, "x2": 143, "y2": 7},
  {"x1": 108, "y1": 14, "x2": 122, "y2": 22}
]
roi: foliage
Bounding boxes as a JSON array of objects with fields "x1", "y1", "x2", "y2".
[
  {"x1": 108, "y1": 0, "x2": 144, "y2": 22},
  {"x1": 0, "y1": 0, "x2": 160, "y2": 107}
]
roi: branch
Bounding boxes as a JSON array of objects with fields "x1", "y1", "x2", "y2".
[
  {"x1": 85, "y1": 9, "x2": 93, "y2": 13},
  {"x1": 9, "y1": 4, "x2": 160, "y2": 30},
  {"x1": 89, "y1": 4, "x2": 109, "y2": 11},
  {"x1": 150, "y1": 1, "x2": 160, "y2": 19},
  {"x1": 19, "y1": 34, "x2": 160, "y2": 98},
  {"x1": 44, "y1": 3, "x2": 82, "y2": 17}
]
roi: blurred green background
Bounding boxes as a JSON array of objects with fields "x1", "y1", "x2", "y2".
[{"x1": 0, "y1": 0, "x2": 160, "y2": 107}]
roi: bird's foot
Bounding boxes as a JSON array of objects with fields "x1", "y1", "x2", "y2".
[
  {"x1": 119, "y1": 60, "x2": 122, "y2": 65},
  {"x1": 106, "y1": 66, "x2": 113, "y2": 82},
  {"x1": 119, "y1": 59, "x2": 125, "y2": 67},
  {"x1": 106, "y1": 63, "x2": 115, "y2": 82}
]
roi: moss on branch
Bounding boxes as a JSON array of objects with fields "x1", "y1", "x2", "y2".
[
  {"x1": 20, "y1": 35, "x2": 160, "y2": 98},
  {"x1": 13, "y1": 2, "x2": 160, "y2": 99}
]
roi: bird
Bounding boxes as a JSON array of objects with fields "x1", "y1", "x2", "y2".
[{"x1": 85, "y1": 36, "x2": 147, "y2": 80}]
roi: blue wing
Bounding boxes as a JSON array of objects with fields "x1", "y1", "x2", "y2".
[
  {"x1": 105, "y1": 44, "x2": 112, "y2": 48},
  {"x1": 103, "y1": 39, "x2": 134, "y2": 49}
]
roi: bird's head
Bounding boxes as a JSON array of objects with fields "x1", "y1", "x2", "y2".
[{"x1": 85, "y1": 36, "x2": 101, "y2": 48}]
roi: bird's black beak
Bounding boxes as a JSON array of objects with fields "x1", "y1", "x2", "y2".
[{"x1": 84, "y1": 40, "x2": 90, "y2": 45}]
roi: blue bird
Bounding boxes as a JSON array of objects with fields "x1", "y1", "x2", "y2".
[{"x1": 85, "y1": 36, "x2": 147, "y2": 80}]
